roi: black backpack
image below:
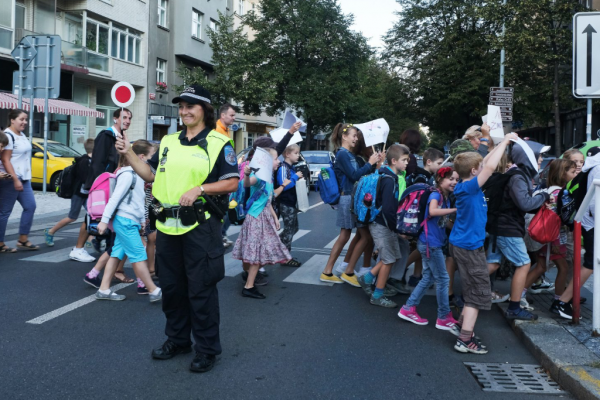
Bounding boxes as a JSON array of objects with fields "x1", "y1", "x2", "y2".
[
  {"x1": 481, "y1": 169, "x2": 528, "y2": 236},
  {"x1": 557, "y1": 166, "x2": 596, "y2": 228},
  {"x1": 55, "y1": 161, "x2": 77, "y2": 198}
]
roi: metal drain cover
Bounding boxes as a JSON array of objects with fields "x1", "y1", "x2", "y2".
[{"x1": 465, "y1": 363, "x2": 564, "y2": 394}]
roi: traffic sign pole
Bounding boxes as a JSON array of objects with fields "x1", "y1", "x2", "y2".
[
  {"x1": 588, "y1": 98, "x2": 593, "y2": 142},
  {"x1": 18, "y1": 44, "x2": 23, "y2": 108},
  {"x1": 28, "y1": 37, "x2": 36, "y2": 143}
]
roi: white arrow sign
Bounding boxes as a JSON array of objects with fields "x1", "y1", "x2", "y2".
[{"x1": 573, "y1": 12, "x2": 600, "y2": 98}]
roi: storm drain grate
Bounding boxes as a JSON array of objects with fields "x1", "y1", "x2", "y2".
[{"x1": 464, "y1": 363, "x2": 564, "y2": 394}]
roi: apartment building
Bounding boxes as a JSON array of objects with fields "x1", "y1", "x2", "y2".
[{"x1": 0, "y1": 0, "x2": 149, "y2": 154}]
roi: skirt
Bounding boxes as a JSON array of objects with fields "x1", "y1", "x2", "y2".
[
  {"x1": 232, "y1": 206, "x2": 291, "y2": 266},
  {"x1": 336, "y1": 195, "x2": 356, "y2": 230}
]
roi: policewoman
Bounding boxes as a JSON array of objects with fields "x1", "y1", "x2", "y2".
[{"x1": 116, "y1": 84, "x2": 238, "y2": 373}]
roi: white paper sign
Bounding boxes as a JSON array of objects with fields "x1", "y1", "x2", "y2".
[
  {"x1": 249, "y1": 147, "x2": 274, "y2": 182},
  {"x1": 482, "y1": 115, "x2": 488, "y2": 124},
  {"x1": 487, "y1": 105, "x2": 504, "y2": 143},
  {"x1": 355, "y1": 118, "x2": 390, "y2": 147},
  {"x1": 282, "y1": 111, "x2": 307, "y2": 133},
  {"x1": 270, "y1": 127, "x2": 302, "y2": 146},
  {"x1": 510, "y1": 137, "x2": 539, "y2": 172}
]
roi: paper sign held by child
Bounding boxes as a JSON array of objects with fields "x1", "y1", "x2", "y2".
[
  {"x1": 282, "y1": 111, "x2": 307, "y2": 133},
  {"x1": 487, "y1": 105, "x2": 504, "y2": 144},
  {"x1": 249, "y1": 147, "x2": 274, "y2": 182},
  {"x1": 355, "y1": 118, "x2": 390, "y2": 147},
  {"x1": 270, "y1": 127, "x2": 302, "y2": 147}
]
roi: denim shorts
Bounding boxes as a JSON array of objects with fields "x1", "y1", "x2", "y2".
[
  {"x1": 111, "y1": 215, "x2": 147, "y2": 263},
  {"x1": 486, "y1": 235, "x2": 530, "y2": 267}
]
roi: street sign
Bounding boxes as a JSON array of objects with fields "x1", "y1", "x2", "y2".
[
  {"x1": 150, "y1": 115, "x2": 164, "y2": 120},
  {"x1": 490, "y1": 86, "x2": 514, "y2": 122},
  {"x1": 12, "y1": 35, "x2": 61, "y2": 99},
  {"x1": 11, "y1": 36, "x2": 37, "y2": 70},
  {"x1": 573, "y1": 12, "x2": 600, "y2": 98},
  {"x1": 111, "y1": 82, "x2": 135, "y2": 107},
  {"x1": 490, "y1": 96, "x2": 513, "y2": 103},
  {"x1": 490, "y1": 87, "x2": 514, "y2": 94}
]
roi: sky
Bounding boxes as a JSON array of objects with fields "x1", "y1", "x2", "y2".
[{"x1": 338, "y1": 0, "x2": 402, "y2": 51}]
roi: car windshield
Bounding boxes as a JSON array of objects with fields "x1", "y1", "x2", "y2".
[
  {"x1": 39, "y1": 142, "x2": 81, "y2": 158},
  {"x1": 303, "y1": 153, "x2": 330, "y2": 164}
]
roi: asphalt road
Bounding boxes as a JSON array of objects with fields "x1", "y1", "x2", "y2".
[{"x1": 0, "y1": 191, "x2": 573, "y2": 399}]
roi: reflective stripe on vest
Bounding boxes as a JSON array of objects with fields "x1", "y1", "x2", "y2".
[{"x1": 152, "y1": 130, "x2": 230, "y2": 235}]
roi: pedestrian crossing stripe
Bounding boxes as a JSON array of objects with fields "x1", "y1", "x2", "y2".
[{"x1": 324, "y1": 233, "x2": 355, "y2": 250}]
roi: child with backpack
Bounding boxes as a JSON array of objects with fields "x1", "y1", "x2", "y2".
[
  {"x1": 485, "y1": 139, "x2": 551, "y2": 320},
  {"x1": 553, "y1": 147, "x2": 600, "y2": 319},
  {"x1": 320, "y1": 123, "x2": 380, "y2": 286},
  {"x1": 405, "y1": 148, "x2": 445, "y2": 187},
  {"x1": 357, "y1": 144, "x2": 410, "y2": 308},
  {"x1": 449, "y1": 133, "x2": 516, "y2": 354},
  {"x1": 524, "y1": 159, "x2": 577, "y2": 301},
  {"x1": 277, "y1": 144, "x2": 304, "y2": 267},
  {"x1": 398, "y1": 167, "x2": 459, "y2": 328},
  {"x1": 94, "y1": 140, "x2": 162, "y2": 302},
  {"x1": 232, "y1": 147, "x2": 292, "y2": 299},
  {"x1": 44, "y1": 139, "x2": 95, "y2": 247}
]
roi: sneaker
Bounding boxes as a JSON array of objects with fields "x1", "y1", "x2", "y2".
[
  {"x1": 384, "y1": 285, "x2": 399, "y2": 297},
  {"x1": 95, "y1": 291, "x2": 126, "y2": 301},
  {"x1": 505, "y1": 307, "x2": 538, "y2": 321},
  {"x1": 407, "y1": 275, "x2": 422, "y2": 287},
  {"x1": 222, "y1": 237, "x2": 233, "y2": 248},
  {"x1": 386, "y1": 277, "x2": 411, "y2": 294},
  {"x1": 44, "y1": 229, "x2": 54, "y2": 247},
  {"x1": 259, "y1": 268, "x2": 269, "y2": 277},
  {"x1": 450, "y1": 324, "x2": 461, "y2": 337},
  {"x1": 137, "y1": 286, "x2": 149, "y2": 295},
  {"x1": 450, "y1": 295, "x2": 465, "y2": 309},
  {"x1": 549, "y1": 299, "x2": 561, "y2": 315},
  {"x1": 491, "y1": 291, "x2": 509, "y2": 303},
  {"x1": 398, "y1": 306, "x2": 428, "y2": 325},
  {"x1": 520, "y1": 297, "x2": 534, "y2": 311},
  {"x1": 530, "y1": 279, "x2": 555, "y2": 294},
  {"x1": 320, "y1": 273, "x2": 344, "y2": 284},
  {"x1": 149, "y1": 289, "x2": 162, "y2": 303},
  {"x1": 370, "y1": 295, "x2": 397, "y2": 308},
  {"x1": 242, "y1": 286, "x2": 266, "y2": 299},
  {"x1": 340, "y1": 273, "x2": 360, "y2": 287},
  {"x1": 69, "y1": 247, "x2": 95, "y2": 263},
  {"x1": 334, "y1": 262, "x2": 348, "y2": 277},
  {"x1": 557, "y1": 301, "x2": 574, "y2": 320},
  {"x1": 254, "y1": 273, "x2": 268, "y2": 286},
  {"x1": 357, "y1": 275, "x2": 374, "y2": 296},
  {"x1": 357, "y1": 267, "x2": 371, "y2": 277},
  {"x1": 436, "y1": 313, "x2": 458, "y2": 331},
  {"x1": 454, "y1": 337, "x2": 488, "y2": 354},
  {"x1": 84, "y1": 275, "x2": 101, "y2": 289}
]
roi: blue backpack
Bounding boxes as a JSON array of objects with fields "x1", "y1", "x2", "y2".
[
  {"x1": 317, "y1": 164, "x2": 343, "y2": 205},
  {"x1": 352, "y1": 170, "x2": 396, "y2": 225}
]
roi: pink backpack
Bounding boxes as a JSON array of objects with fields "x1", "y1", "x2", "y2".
[{"x1": 86, "y1": 170, "x2": 137, "y2": 235}]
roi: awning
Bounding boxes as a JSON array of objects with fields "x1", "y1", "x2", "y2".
[{"x1": 0, "y1": 92, "x2": 104, "y2": 118}]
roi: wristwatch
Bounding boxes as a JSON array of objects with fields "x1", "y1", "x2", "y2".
[
  {"x1": 480, "y1": 138, "x2": 490, "y2": 143},
  {"x1": 199, "y1": 185, "x2": 205, "y2": 196}
]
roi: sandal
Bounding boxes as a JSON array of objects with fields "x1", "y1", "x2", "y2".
[
  {"x1": 0, "y1": 245, "x2": 17, "y2": 253},
  {"x1": 16, "y1": 241, "x2": 39, "y2": 251},
  {"x1": 282, "y1": 258, "x2": 302, "y2": 267},
  {"x1": 113, "y1": 271, "x2": 135, "y2": 283}
]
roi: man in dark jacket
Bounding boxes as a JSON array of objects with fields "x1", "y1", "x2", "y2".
[{"x1": 486, "y1": 139, "x2": 550, "y2": 321}]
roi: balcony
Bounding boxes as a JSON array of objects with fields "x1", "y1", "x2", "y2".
[{"x1": 13, "y1": 28, "x2": 110, "y2": 74}]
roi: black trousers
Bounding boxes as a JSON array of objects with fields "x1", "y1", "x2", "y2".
[{"x1": 156, "y1": 217, "x2": 225, "y2": 355}]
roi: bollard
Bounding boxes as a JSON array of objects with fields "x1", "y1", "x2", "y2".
[{"x1": 573, "y1": 222, "x2": 581, "y2": 325}]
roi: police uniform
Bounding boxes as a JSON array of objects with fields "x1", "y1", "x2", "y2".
[{"x1": 149, "y1": 120, "x2": 238, "y2": 359}]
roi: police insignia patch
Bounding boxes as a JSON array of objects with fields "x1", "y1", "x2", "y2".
[{"x1": 224, "y1": 146, "x2": 237, "y2": 166}]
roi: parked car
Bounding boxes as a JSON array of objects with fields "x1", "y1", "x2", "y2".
[
  {"x1": 302, "y1": 150, "x2": 335, "y2": 188},
  {"x1": 236, "y1": 146, "x2": 311, "y2": 189},
  {"x1": 31, "y1": 139, "x2": 81, "y2": 192}
]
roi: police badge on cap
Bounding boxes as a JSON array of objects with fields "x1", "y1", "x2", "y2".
[{"x1": 172, "y1": 84, "x2": 212, "y2": 105}]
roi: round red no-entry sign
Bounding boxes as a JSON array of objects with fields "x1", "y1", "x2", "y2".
[{"x1": 111, "y1": 82, "x2": 135, "y2": 107}]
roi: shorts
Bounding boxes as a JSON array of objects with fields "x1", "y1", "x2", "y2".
[
  {"x1": 110, "y1": 215, "x2": 147, "y2": 263},
  {"x1": 486, "y1": 235, "x2": 530, "y2": 267},
  {"x1": 583, "y1": 228, "x2": 595, "y2": 270},
  {"x1": 336, "y1": 195, "x2": 356, "y2": 230},
  {"x1": 68, "y1": 195, "x2": 87, "y2": 220},
  {"x1": 449, "y1": 245, "x2": 491, "y2": 310},
  {"x1": 369, "y1": 223, "x2": 401, "y2": 265}
]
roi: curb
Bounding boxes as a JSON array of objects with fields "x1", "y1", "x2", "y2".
[{"x1": 497, "y1": 303, "x2": 600, "y2": 399}]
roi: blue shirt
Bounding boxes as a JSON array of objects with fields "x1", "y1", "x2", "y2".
[
  {"x1": 419, "y1": 192, "x2": 449, "y2": 248},
  {"x1": 247, "y1": 173, "x2": 273, "y2": 218},
  {"x1": 449, "y1": 178, "x2": 487, "y2": 250}
]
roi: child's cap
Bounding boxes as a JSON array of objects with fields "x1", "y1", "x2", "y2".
[{"x1": 449, "y1": 139, "x2": 474, "y2": 159}]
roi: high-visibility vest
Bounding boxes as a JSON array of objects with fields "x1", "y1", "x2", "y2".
[{"x1": 152, "y1": 130, "x2": 230, "y2": 235}]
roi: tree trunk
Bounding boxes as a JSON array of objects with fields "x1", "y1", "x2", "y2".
[
  {"x1": 304, "y1": 119, "x2": 314, "y2": 151},
  {"x1": 553, "y1": 60, "x2": 562, "y2": 157}
]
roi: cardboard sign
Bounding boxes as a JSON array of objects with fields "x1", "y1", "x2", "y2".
[
  {"x1": 270, "y1": 127, "x2": 302, "y2": 146},
  {"x1": 355, "y1": 118, "x2": 390, "y2": 147},
  {"x1": 282, "y1": 111, "x2": 307, "y2": 133},
  {"x1": 487, "y1": 105, "x2": 504, "y2": 144},
  {"x1": 249, "y1": 147, "x2": 274, "y2": 182},
  {"x1": 295, "y1": 178, "x2": 309, "y2": 212}
]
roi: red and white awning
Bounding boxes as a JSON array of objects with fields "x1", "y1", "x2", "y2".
[{"x1": 0, "y1": 92, "x2": 104, "y2": 118}]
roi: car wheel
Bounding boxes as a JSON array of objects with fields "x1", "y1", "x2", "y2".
[{"x1": 50, "y1": 172, "x2": 61, "y2": 193}]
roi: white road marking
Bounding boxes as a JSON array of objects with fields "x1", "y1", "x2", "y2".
[
  {"x1": 26, "y1": 282, "x2": 135, "y2": 325},
  {"x1": 4, "y1": 218, "x2": 84, "y2": 237},
  {"x1": 305, "y1": 201, "x2": 324, "y2": 211},
  {"x1": 283, "y1": 255, "x2": 334, "y2": 286},
  {"x1": 324, "y1": 233, "x2": 355, "y2": 250},
  {"x1": 6, "y1": 235, "x2": 63, "y2": 250},
  {"x1": 20, "y1": 247, "x2": 94, "y2": 263}
]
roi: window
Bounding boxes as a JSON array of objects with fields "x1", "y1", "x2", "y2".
[
  {"x1": 111, "y1": 27, "x2": 142, "y2": 65},
  {"x1": 0, "y1": 0, "x2": 12, "y2": 49},
  {"x1": 209, "y1": 19, "x2": 218, "y2": 32},
  {"x1": 238, "y1": 0, "x2": 245, "y2": 15},
  {"x1": 156, "y1": 58, "x2": 166, "y2": 84},
  {"x1": 86, "y1": 19, "x2": 109, "y2": 55},
  {"x1": 158, "y1": 0, "x2": 167, "y2": 27},
  {"x1": 192, "y1": 10, "x2": 203, "y2": 39}
]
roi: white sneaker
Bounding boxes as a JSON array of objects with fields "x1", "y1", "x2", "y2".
[
  {"x1": 334, "y1": 262, "x2": 348, "y2": 277},
  {"x1": 357, "y1": 267, "x2": 372, "y2": 277},
  {"x1": 520, "y1": 297, "x2": 534, "y2": 311},
  {"x1": 69, "y1": 247, "x2": 96, "y2": 263},
  {"x1": 223, "y1": 236, "x2": 233, "y2": 247}
]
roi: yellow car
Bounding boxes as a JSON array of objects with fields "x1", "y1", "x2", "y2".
[{"x1": 31, "y1": 139, "x2": 81, "y2": 191}]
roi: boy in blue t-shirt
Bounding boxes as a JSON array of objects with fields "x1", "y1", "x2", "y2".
[{"x1": 448, "y1": 133, "x2": 516, "y2": 354}]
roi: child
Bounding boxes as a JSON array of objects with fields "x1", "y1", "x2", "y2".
[
  {"x1": 232, "y1": 147, "x2": 292, "y2": 299},
  {"x1": 486, "y1": 140, "x2": 550, "y2": 319},
  {"x1": 94, "y1": 140, "x2": 161, "y2": 302},
  {"x1": 524, "y1": 159, "x2": 577, "y2": 301},
  {"x1": 405, "y1": 148, "x2": 445, "y2": 187},
  {"x1": 0, "y1": 132, "x2": 9, "y2": 180},
  {"x1": 277, "y1": 144, "x2": 304, "y2": 267},
  {"x1": 399, "y1": 167, "x2": 459, "y2": 329},
  {"x1": 449, "y1": 133, "x2": 516, "y2": 354},
  {"x1": 564, "y1": 149, "x2": 584, "y2": 175},
  {"x1": 357, "y1": 144, "x2": 410, "y2": 308},
  {"x1": 553, "y1": 147, "x2": 600, "y2": 319},
  {"x1": 44, "y1": 139, "x2": 95, "y2": 246}
]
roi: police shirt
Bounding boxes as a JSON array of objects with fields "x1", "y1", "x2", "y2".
[{"x1": 149, "y1": 127, "x2": 239, "y2": 183}]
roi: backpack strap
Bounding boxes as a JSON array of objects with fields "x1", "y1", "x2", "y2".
[
  {"x1": 4, "y1": 131, "x2": 15, "y2": 145},
  {"x1": 244, "y1": 180, "x2": 268, "y2": 213}
]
